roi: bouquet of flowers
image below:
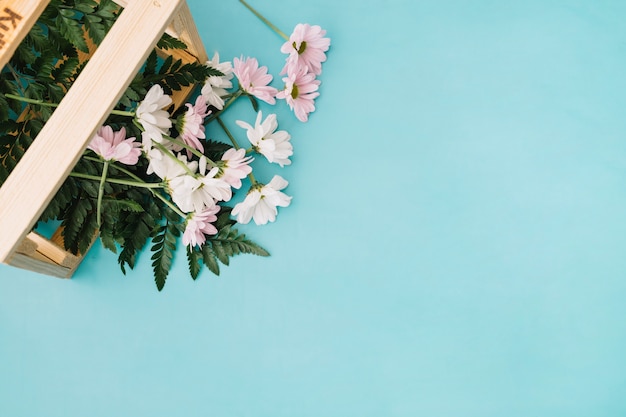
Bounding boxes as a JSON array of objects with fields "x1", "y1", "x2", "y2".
[{"x1": 0, "y1": 0, "x2": 330, "y2": 290}]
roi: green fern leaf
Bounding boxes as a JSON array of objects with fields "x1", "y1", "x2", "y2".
[
  {"x1": 151, "y1": 222, "x2": 179, "y2": 291},
  {"x1": 57, "y1": 11, "x2": 89, "y2": 53},
  {"x1": 60, "y1": 194, "x2": 95, "y2": 254},
  {"x1": 206, "y1": 225, "x2": 270, "y2": 267},
  {"x1": 156, "y1": 33, "x2": 188, "y2": 51},
  {"x1": 102, "y1": 198, "x2": 144, "y2": 214},
  {"x1": 201, "y1": 244, "x2": 220, "y2": 276},
  {"x1": 187, "y1": 246, "x2": 203, "y2": 280}
]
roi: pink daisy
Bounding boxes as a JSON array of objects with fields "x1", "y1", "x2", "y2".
[
  {"x1": 88, "y1": 125, "x2": 141, "y2": 165},
  {"x1": 233, "y1": 56, "x2": 278, "y2": 104},
  {"x1": 177, "y1": 95, "x2": 211, "y2": 156},
  {"x1": 276, "y1": 67, "x2": 320, "y2": 122},
  {"x1": 280, "y1": 23, "x2": 330, "y2": 76},
  {"x1": 182, "y1": 205, "x2": 220, "y2": 248},
  {"x1": 218, "y1": 148, "x2": 253, "y2": 189}
]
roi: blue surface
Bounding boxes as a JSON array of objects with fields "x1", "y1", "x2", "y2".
[{"x1": 3, "y1": 0, "x2": 626, "y2": 415}]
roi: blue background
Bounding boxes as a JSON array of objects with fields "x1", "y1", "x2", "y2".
[{"x1": 2, "y1": 0, "x2": 626, "y2": 415}]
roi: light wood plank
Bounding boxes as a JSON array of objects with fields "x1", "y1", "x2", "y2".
[
  {"x1": 9, "y1": 252, "x2": 72, "y2": 278},
  {"x1": 168, "y1": 1, "x2": 208, "y2": 62},
  {"x1": 112, "y1": 0, "x2": 207, "y2": 62},
  {"x1": 0, "y1": 0, "x2": 185, "y2": 263}
]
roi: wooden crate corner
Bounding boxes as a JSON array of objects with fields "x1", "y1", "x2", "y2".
[{"x1": 0, "y1": 0, "x2": 207, "y2": 278}]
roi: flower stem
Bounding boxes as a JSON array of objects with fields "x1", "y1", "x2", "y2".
[
  {"x1": 5, "y1": 93, "x2": 57, "y2": 108},
  {"x1": 69, "y1": 172, "x2": 163, "y2": 188},
  {"x1": 84, "y1": 156, "x2": 142, "y2": 182},
  {"x1": 165, "y1": 135, "x2": 216, "y2": 167},
  {"x1": 248, "y1": 171, "x2": 258, "y2": 185},
  {"x1": 7, "y1": 65, "x2": 26, "y2": 96},
  {"x1": 4, "y1": 93, "x2": 135, "y2": 116},
  {"x1": 82, "y1": 156, "x2": 186, "y2": 219},
  {"x1": 111, "y1": 109, "x2": 135, "y2": 117},
  {"x1": 153, "y1": 141, "x2": 197, "y2": 176},
  {"x1": 153, "y1": 190, "x2": 187, "y2": 219},
  {"x1": 216, "y1": 116, "x2": 240, "y2": 150},
  {"x1": 215, "y1": 116, "x2": 257, "y2": 184},
  {"x1": 96, "y1": 160, "x2": 109, "y2": 227},
  {"x1": 207, "y1": 89, "x2": 243, "y2": 123},
  {"x1": 239, "y1": 0, "x2": 289, "y2": 41}
]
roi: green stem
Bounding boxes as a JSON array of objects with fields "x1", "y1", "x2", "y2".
[
  {"x1": 165, "y1": 135, "x2": 216, "y2": 167},
  {"x1": 248, "y1": 171, "x2": 258, "y2": 185},
  {"x1": 239, "y1": 0, "x2": 289, "y2": 41},
  {"x1": 7, "y1": 65, "x2": 26, "y2": 96},
  {"x1": 82, "y1": 156, "x2": 186, "y2": 219},
  {"x1": 96, "y1": 161, "x2": 110, "y2": 227},
  {"x1": 153, "y1": 141, "x2": 197, "y2": 176},
  {"x1": 207, "y1": 89, "x2": 243, "y2": 123},
  {"x1": 154, "y1": 191, "x2": 187, "y2": 219},
  {"x1": 84, "y1": 156, "x2": 142, "y2": 182},
  {"x1": 111, "y1": 109, "x2": 135, "y2": 117},
  {"x1": 216, "y1": 116, "x2": 240, "y2": 150},
  {"x1": 4, "y1": 93, "x2": 135, "y2": 116},
  {"x1": 5, "y1": 93, "x2": 57, "y2": 108},
  {"x1": 133, "y1": 119, "x2": 216, "y2": 168},
  {"x1": 69, "y1": 172, "x2": 163, "y2": 188},
  {"x1": 215, "y1": 116, "x2": 257, "y2": 184}
]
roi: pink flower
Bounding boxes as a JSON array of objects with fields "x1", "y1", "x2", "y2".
[
  {"x1": 276, "y1": 67, "x2": 320, "y2": 122},
  {"x1": 88, "y1": 125, "x2": 141, "y2": 165},
  {"x1": 182, "y1": 206, "x2": 220, "y2": 248},
  {"x1": 177, "y1": 95, "x2": 210, "y2": 156},
  {"x1": 218, "y1": 148, "x2": 253, "y2": 189},
  {"x1": 232, "y1": 175, "x2": 292, "y2": 225},
  {"x1": 280, "y1": 23, "x2": 330, "y2": 76},
  {"x1": 233, "y1": 56, "x2": 278, "y2": 104}
]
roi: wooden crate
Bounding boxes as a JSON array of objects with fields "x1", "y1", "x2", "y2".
[{"x1": 0, "y1": 0, "x2": 208, "y2": 278}]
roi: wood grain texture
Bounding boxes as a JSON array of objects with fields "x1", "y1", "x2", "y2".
[
  {"x1": 0, "y1": 0, "x2": 50, "y2": 69},
  {"x1": 112, "y1": 0, "x2": 207, "y2": 61},
  {"x1": 0, "y1": 0, "x2": 185, "y2": 263},
  {"x1": 168, "y1": 2, "x2": 208, "y2": 62}
]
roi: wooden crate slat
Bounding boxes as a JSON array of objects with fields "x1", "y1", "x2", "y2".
[
  {"x1": 0, "y1": 0, "x2": 50, "y2": 70},
  {"x1": 0, "y1": 0, "x2": 186, "y2": 264},
  {"x1": 168, "y1": 2, "x2": 208, "y2": 62},
  {"x1": 12, "y1": 231, "x2": 81, "y2": 278},
  {"x1": 112, "y1": 0, "x2": 207, "y2": 63},
  {"x1": 8, "y1": 252, "x2": 73, "y2": 278}
]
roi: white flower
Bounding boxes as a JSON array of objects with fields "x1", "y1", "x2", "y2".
[
  {"x1": 232, "y1": 175, "x2": 292, "y2": 225},
  {"x1": 201, "y1": 52, "x2": 234, "y2": 110},
  {"x1": 146, "y1": 148, "x2": 196, "y2": 181},
  {"x1": 235, "y1": 111, "x2": 293, "y2": 167},
  {"x1": 171, "y1": 167, "x2": 232, "y2": 213},
  {"x1": 136, "y1": 84, "x2": 172, "y2": 144},
  {"x1": 218, "y1": 148, "x2": 253, "y2": 189}
]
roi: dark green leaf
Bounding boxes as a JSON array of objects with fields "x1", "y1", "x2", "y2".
[
  {"x1": 151, "y1": 222, "x2": 180, "y2": 291},
  {"x1": 187, "y1": 246, "x2": 203, "y2": 280},
  {"x1": 201, "y1": 244, "x2": 220, "y2": 276}
]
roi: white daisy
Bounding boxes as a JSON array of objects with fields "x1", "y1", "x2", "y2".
[
  {"x1": 218, "y1": 148, "x2": 253, "y2": 189},
  {"x1": 136, "y1": 84, "x2": 172, "y2": 144},
  {"x1": 232, "y1": 175, "x2": 292, "y2": 225},
  {"x1": 235, "y1": 111, "x2": 293, "y2": 167},
  {"x1": 171, "y1": 167, "x2": 232, "y2": 213},
  {"x1": 201, "y1": 52, "x2": 234, "y2": 110}
]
